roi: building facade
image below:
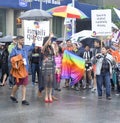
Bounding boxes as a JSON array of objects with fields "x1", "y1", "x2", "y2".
[
  {"x1": 0, "y1": 0, "x2": 98, "y2": 37},
  {"x1": 79, "y1": 0, "x2": 120, "y2": 8}
]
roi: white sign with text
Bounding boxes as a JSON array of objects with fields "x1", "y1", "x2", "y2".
[
  {"x1": 24, "y1": 20, "x2": 50, "y2": 46},
  {"x1": 92, "y1": 9, "x2": 112, "y2": 36}
]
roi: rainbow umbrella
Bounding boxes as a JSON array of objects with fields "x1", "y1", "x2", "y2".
[{"x1": 48, "y1": 5, "x2": 88, "y2": 19}]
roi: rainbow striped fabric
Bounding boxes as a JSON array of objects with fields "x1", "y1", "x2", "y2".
[{"x1": 61, "y1": 50, "x2": 85, "y2": 86}]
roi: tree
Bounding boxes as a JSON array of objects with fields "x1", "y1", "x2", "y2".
[{"x1": 104, "y1": 5, "x2": 120, "y2": 28}]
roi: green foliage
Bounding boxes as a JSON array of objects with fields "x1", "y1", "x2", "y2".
[{"x1": 103, "y1": 5, "x2": 120, "y2": 29}]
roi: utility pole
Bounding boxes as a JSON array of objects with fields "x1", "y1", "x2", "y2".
[
  {"x1": 40, "y1": 0, "x2": 42, "y2": 9},
  {"x1": 72, "y1": 0, "x2": 75, "y2": 35}
]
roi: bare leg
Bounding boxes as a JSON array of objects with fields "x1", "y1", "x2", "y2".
[
  {"x1": 45, "y1": 87, "x2": 48, "y2": 101},
  {"x1": 10, "y1": 85, "x2": 19, "y2": 97},
  {"x1": 0, "y1": 74, "x2": 7, "y2": 85},
  {"x1": 88, "y1": 70, "x2": 93, "y2": 88},
  {"x1": 49, "y1": 87, "x2": 53, "y2": 102},
  {"x1": 91, "y1": 74, "x2": 97, "y2": 92},
  {"x1": 22, "y1": 85, "x2": 27, "y2": 101},
  {"x1": 82, "y1": 72, "x2": 86, "y2": 89}
]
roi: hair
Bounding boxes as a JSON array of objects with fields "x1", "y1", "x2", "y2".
[
  {"x1": 102, "y1": 46, "x2": 110, "y2": 50},
  {"x1": 34, "y1": 21, "x2": 39, "y2": 25},
  {"x1": 94, "y1": 40, "x2": 101, "y2": 45},
  {"x1": 73, "y1": 43, "x2": 78, "y2": 47},
  {"x1": 42, "y1": 36, "x2": 54, "y2": 57},
  {"x1": 16, "y1": 35, "x2": 24, "y2": 40},
  {"x1": 42, "y1": 36, "x2": 49, "y2": 46}
]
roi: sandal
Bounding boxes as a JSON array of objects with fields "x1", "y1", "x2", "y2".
[{"x1": 0, "y1": 83, "x2": 5, "y2": 86}]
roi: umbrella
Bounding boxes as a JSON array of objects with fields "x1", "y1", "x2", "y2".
[
  {"x1": 71, "y1": 30, "x2": 93, "y2": 42},
  {"x1": 48, "y1": 5, "x2": 88, "y2": 19},
  {"x1": 48, "y1": 6, "x2": 88, "y2": 42},
  {"x1": 19, "y1": 9, "x2": 52, "y2": 21},
  {"x1": 0, "y1": 35, "x2": 13, "y2": 43},
  {"x1": 77, "y1": 36, "x2": 100, "y2": 48}
]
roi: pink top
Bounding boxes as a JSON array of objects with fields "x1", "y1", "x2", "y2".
[{"x1": 54, "y1": 54, "x2": 62, "y2": 68}]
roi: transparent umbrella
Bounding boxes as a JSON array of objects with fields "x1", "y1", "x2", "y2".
[
  {"x1": 19, "y1": 9, "x2": 52, "y2": 21},
  {"x1": 0, "y1": 35, "x2": 13, "y2": 43}
]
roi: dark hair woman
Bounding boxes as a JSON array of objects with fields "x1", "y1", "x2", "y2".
[
  {"x1": 42, "y1": 33, "x2": 55, "y2": 103},
  {"x1": 0, "y1": 43, "x2": 9, "y2": 86}
]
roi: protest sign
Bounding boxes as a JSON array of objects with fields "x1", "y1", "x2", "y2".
[
  {"x1": 24, "y1": 20, "x2": 50, "y2": 46},
  {"x1": 92, "y1": 9, "x2": 112, "y2": 36}
]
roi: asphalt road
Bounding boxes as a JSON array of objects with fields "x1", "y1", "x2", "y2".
[{"x1": 0, "y1": 76, "x2": 120, "y2": 123}]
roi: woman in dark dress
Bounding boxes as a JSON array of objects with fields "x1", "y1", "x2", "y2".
[{"x1": 42, "y1": 33, "x2": 55, "y2": 103}]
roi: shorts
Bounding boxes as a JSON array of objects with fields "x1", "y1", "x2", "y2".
[{"x1": 16, "y1": 76, "x2": 28, "y2": 86}]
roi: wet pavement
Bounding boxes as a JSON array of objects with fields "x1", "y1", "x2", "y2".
[{"x1": 0, "y1": 76, "x2": 120, "y2": 123}]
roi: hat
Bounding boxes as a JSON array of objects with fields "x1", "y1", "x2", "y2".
[{"x1": 12, "y1": 36, "x2": 17, "y2": 39}]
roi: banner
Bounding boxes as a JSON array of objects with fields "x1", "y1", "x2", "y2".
[
  {"x1": 24, "y1": 20, "x2": 50, "y2": 47},
  {"x1": 92, "y1": 9, "x2": 112, "y2": 36},
  {"x1": 19, "y1": 0, "x2": 27, "y2": 7}
]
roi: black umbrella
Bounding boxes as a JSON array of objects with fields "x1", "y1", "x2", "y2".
[
  {"x1": 0, "y1": 35, "x2": 13, "y2": 43},
  {"x1": 19, "y1": 9, "x2": 52, "y2": 21},
  {"x1": 78, "y1": 36, "x2": 100, "y2": 48}
]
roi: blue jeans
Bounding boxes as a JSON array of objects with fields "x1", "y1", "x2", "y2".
[
  {"x1": 31, "y1": 63, "x2": 39, "y2": 83},
  {"x1": 96, "y1": 72, "x2": 111, "y2": 97}
]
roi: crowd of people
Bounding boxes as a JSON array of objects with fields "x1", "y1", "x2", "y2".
[{"x1": 0, "y1": 30, "x2": 120, "y2": 105}]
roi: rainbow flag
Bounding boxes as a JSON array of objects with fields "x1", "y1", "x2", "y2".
[{"x1": 61, "y1": 50, "x2": 85, "y2": 85}]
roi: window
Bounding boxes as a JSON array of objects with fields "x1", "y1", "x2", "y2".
[
  {"x1": 52, "y1": 16, "x2": 63, "y2": 37},
  {"x1": 0, "y1": 9, "x2": 6, "y2": 36}
]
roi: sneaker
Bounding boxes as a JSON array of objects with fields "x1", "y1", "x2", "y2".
[
  {"x1": 88, "y1": 85, "x2": 92, "y2": 89},
  {"x1": 10, "y1": 96, "x2": 18, "y2": 103},
  {"x1": 32, "y1": 82, "x2": 35, "y2": 86},
  {"x1": 83, "y1": 86, "x2": 86, "y2": 89},
  {"x1": 115, "y1": 93, "x2": 120, "y2": 96},
  {"x1": 9, "y1": 85, "x2": 13, "y2": 89},
  {"x1": 22, "y1": 100, "x2": 29, "y2": 105},
  {"x1": 56, "y1": 88, "x2": 61, "y2": 91},
  {"x1": 91, "y1": 87, "x2": 97, "y2": 93},
  {"x1": 75, "y1": 87, "x2": 79, "y2": 91},
  {"x1": 98, "y1": 96, "x2": 102, "y2": 99},
  {"x1": 106, "y1": 96, "x2": 112, "y2": 100},
  {"x1": 71, "y1": 86, "x2": 74, "y2": 89}
]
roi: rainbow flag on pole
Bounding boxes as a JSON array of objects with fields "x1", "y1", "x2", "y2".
[{"x1": 61, "y1": 50, "x2": 85, "y2": 86}]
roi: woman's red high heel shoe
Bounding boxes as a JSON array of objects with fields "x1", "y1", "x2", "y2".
[
  {"x1": 49, "y1": 99, "x2": 53, "y2": 103},
  {"x1": 49, "y1": 97, "x2": 53, "y2": 103},
  {"x1": 44, "y1": 98, "x2": 49, "y2": 103}
]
